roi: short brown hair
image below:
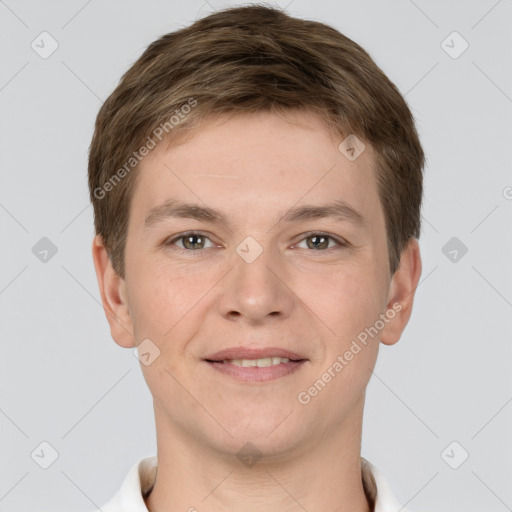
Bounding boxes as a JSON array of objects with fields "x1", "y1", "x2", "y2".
[{"x1": 88, "y1": 3, "x2": 424, "y2": 279}]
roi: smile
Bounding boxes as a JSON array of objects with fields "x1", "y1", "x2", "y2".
[
  {"x1": 224, "y1": 357, "x2": 290, "y2": 367},
  {"x1": 204, "y1": 357, "x2": 307, "y2": 383}
]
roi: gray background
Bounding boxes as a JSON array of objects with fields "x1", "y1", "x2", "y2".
[{"x1": 1, "y1": 0, "x2": 511, "y2": 511}]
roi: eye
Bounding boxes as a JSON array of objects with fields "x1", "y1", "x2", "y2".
[
  {"x1": 165, "y1": 231, "x2": 215, "y2": 251},
  {"x1": 294, "y1": 232, "x2": 348, "y2": 251},
  {"x1": 163, "y1": 231, "x2": 348, "y2": 254}
]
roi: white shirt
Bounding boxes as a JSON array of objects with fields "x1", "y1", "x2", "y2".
[{"x1": 93, "y1": 455, "x2": 410, "y2": 512}]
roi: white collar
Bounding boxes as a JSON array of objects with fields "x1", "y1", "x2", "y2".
[{"x1": 97, "y1": 455, "x2": 410, "y2": 512}]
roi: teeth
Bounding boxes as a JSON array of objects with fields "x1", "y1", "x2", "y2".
[{"x1": 224, "y1": 357, "x2": 290, "y2": 367}]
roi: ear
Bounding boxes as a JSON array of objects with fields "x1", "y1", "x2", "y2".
[
  {"x1": 380, "y1": 238, "x2": 422, "y2": 346},
  {"x1": 91, "y1": 235, "x2": 136, "y2": 348}
]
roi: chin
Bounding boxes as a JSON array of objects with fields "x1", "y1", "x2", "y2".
[
  {"x1": 213, "y1": 430, "x2": 305, "y2": 466},
  {"x1": 214, "y1": 410, "x2": 305, "y2": 453}
]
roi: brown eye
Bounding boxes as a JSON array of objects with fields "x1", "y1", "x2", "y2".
[
  {"x1": 181, "y1": 234, "x2": 207, "y2": 250},
  {"x1": 166, "y1": 232, "x2": 215, "y2": 251},
  {"x1": 306, "y1": 234, "x2": 330, "y2": 250},
  {"x1": 295, "y1": 233, "x2": 346, "y2": 251}
]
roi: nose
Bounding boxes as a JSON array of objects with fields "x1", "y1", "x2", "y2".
[{"x1": 217, "y1": 240, "x2": 295, "y2": 325}]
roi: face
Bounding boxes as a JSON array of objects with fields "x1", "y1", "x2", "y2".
[{"x1": 95, "y1": 109, "x2": 421, "y2": 458}]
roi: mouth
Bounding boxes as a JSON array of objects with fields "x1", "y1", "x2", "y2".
[{"x1": 203, "y1": 347, "x2": 308, "y2": 383}]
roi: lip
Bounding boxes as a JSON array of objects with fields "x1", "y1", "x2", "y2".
[
  {"x1": 204, "y1": 347, "x2": 307, "y2": 362},
  {"x1": 203, "y1": 347, "x2": 308, "y2": 383},
  {"x1": 205, "y1": 359, "x2": 307, "y2": 383}
]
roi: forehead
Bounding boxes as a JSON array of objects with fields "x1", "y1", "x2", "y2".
[{"x1": 130, "y1": 110, "x2": 382, "y2": 230}]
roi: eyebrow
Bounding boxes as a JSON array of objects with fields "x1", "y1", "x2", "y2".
[{"x1": 143, "y1": 199, "x2": 366, "y2": 230}]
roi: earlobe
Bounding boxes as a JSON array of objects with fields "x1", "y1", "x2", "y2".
[
  {"x1": 380, "y1": 238, "x2": 422, "y2": 346},
  {"x1": 91, "y1": 235, "x2": 136, "y2": 348}
]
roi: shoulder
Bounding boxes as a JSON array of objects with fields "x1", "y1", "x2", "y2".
[
  {"x1": 86, "y1": 455, "x2": 157, "y2": 512},
  {"x1": 362, "y1": 458, "x2": 414, "y2": 512}
]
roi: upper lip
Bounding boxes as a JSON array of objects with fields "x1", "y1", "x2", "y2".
[{"x1": 204, "y1": 347, "x2": 307, "y2": 362}]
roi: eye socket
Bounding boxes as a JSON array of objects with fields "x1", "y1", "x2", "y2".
[
  {"x1": 165, "y1": 232, "x2": 215, "y2": 251},
  {"x1": 163, "y1": 231, "x2": 348, "y2": 253},
  {"x1": 293, "y1": 232, "x2": 348, "y2": 251}
]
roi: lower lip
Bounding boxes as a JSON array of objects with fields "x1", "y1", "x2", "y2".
[{"x1": 204, "y1": 360, "x2": 307, "y2": 382}]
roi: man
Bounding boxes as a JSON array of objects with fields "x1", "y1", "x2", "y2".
[{"x1": 88, "y1": 5, "x2": 424, "y2": 511}]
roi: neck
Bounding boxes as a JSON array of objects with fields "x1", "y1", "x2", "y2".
[{"x1": 144, "y1": 400, "x2": 373, "y2": 512}]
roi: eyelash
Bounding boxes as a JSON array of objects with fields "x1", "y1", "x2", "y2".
[{"x1": 164, "y1": 231, "x2": 349, "y2": 255}]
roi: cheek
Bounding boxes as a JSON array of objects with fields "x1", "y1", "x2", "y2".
[
  {"x1": 127, "y1": 261, "x2": 220, "y2": 343},
  {"x1": 304, "y1": 270, "x2": 382, "y2": 411},
  {"x1": 126, "y1": 264, "x2": 183, "y2": 338},
  {"x1": 294, "y1": 261, "x2": 385, "y2": 339}
]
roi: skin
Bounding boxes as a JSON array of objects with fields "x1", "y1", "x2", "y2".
[{"x1": 92, "y1": 109, "x2": 422, "y2": 512}]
